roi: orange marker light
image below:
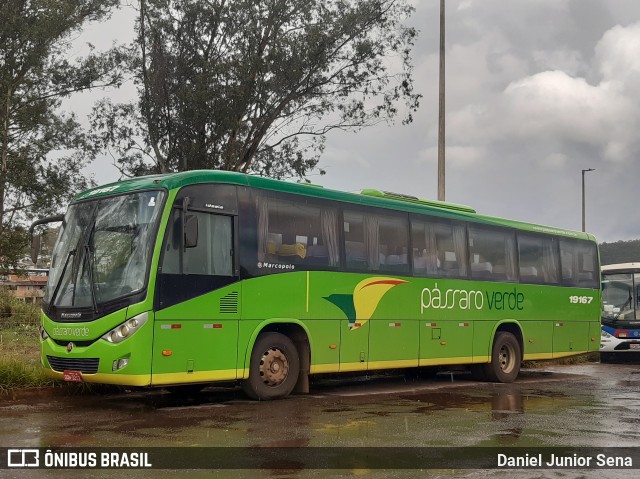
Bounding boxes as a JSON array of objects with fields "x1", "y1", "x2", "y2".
[
  {"x1": 162, "y1": 350, "x2": 173, "y2": 356},
  {"x1": 329, "y1": 344, "x2": 337, "y2": 349}
]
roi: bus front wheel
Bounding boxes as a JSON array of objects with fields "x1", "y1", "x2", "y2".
[
  {"x1": 242, "y1": 332, "x2": 300, "y2": 400},
  {"x1": 484, "y1": 332, "x2": 521, "y2": 383}
]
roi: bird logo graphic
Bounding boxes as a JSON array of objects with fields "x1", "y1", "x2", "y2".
[{"x1": 324, "y1": 277, "x2": 408, "y2": 329}]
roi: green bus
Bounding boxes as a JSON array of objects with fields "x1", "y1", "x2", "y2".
[{"x1": 35, "y1": 170, "x2": 601, "y2": 399}]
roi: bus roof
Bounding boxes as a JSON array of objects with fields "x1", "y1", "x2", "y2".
[
  {"x1": 601, "y1": 263, "x2": 640, "y2": 272},
  {"x1": 74, "y1": 170, "x2": 595, "y2": 242}
]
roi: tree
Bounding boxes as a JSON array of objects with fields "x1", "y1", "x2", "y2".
[
  {"x1": 599, "y1": 239, "x2": 640, "y2": 265},
  {"x1": 92, "y1": 0, "x2": 420, "y2": 179},
  {"x1": 0, "y1": 0, "x2": 123, "y2": 270}
]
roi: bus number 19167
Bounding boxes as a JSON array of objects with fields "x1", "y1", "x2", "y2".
[{"x1": 569, "y1": 295, "x2": 593, "y2": 304}]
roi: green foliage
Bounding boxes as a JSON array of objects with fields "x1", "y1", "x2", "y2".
[
  {"x1": 0, "y1": 289, "x2": 45, "y2": 390},
  {"x1": 599, "y1": 239, "x2": 640, "y2": 265},
  {"x1": 91, "y1": 0, "x2": 421, "y2": 179},
  {"x1": 0, "y1": 0, "x2": 124, "y2": 270},
  {"x1": 0, "y1": 225, "x2": 28, "y2": 272},
  {"x1": 0, "y1": 289, "x2": 40, "y2": 325},
  {"x1": 0, "y1": 358, "x2": 54, "y2": 391}
]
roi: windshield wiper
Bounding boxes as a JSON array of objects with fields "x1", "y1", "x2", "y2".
[
  {"x1": 68, "y1": 204, "x2": 99, "y2": 309},
  {"x1": 84, "y1": 243, "x2": 99, "y2": 313},
  {"x1": 48, "y1": 248, "x2": 76, "y2": 312}
]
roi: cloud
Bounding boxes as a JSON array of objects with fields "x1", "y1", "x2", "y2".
[
  {"x1": 503, "y1": 71, "x2": 620, "y2": 144},
  {"x1": 75, "y1": 1, "x2": 640, "y2": 242},
  {"x1": 448, "y1": 21, "x2": 640, "y2": 165},
  {"x1": 542, "y1": 152, "x2": 569, "y2": 170},
  {"x1": 595, "y1": 22, "x2": 640, "y2": 83}
]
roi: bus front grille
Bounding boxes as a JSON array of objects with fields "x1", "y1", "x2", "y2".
[{"x1": 47, "y1": 356, "x2": 99, "y2": 374}]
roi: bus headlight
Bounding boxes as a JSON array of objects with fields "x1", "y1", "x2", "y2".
[
  {"x1": 102, "y1": 312, "x2": 149, "y2": 344},
  {"x1": 601, "y1": 330, "x2": 612, "y2": 339}
]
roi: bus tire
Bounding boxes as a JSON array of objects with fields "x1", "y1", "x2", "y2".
[
  {"x1": 484, "y1": 332, "x2": 521, "y2": 383},
  {"x1": 242, "y1": 332, "x2": 300, "y2": 400}
]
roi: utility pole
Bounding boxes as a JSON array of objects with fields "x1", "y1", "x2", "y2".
[
  {"x1": 581, "y1": 168, "x2": 595, "y2": 232},
  {"x1": 437, "y1": 0, "x2": 446, "y2": 201}
]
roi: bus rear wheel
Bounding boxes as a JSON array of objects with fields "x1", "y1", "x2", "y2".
[
  {"x1": 242, "y1": 332, "x2": 300, "y2": 400},
  {"x1": 483, "y1": 332, "x2": 521, "y2": 383}
]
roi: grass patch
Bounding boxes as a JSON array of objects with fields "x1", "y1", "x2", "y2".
[
  {"x1": 0, "y1": 290, "x2": 49, "y2": 391},
  {"x1": 0, "y1": 357, "x2": 55, "y2": 391},
  {"x1": 0, "y1": 291, "x2": 125, "y2": 395}
]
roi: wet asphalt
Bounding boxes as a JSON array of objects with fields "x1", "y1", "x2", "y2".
[{"x1": 1, "y1": 361, "x2": 639, "y2": 479}]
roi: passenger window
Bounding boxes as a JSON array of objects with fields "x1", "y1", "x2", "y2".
[
  {"x1": 255, "y1": 195, "x2": 340, "y2": 271},
  {"x1": 379, "y1": 215, "x2": 409, "y2": 273},
  {"x1": 411, "y1": 218, "x2": 468, "y2": 277},
  {"x1": 468, "y1": 226, "x2": 517, "y2": 281},
  {"x1": 560, "y1": 239, "x2": 598, "y2": 288},
  {"x1": 344, "y1": 210, "x2": 409, "y2": 273},
  {"x1": 517, "y1": 234, "x2": 559, "y2": 284}
]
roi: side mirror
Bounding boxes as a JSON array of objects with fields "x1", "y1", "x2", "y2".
[
  {"x1": 30, "y1": 234, "x2": 41, "y2": 264},
  {"x1": 184, "y1": 214, "x2": 198, "y2": 249},
  {"x1": 29, "y1": 214, "x2": 65, "y2": 265}
]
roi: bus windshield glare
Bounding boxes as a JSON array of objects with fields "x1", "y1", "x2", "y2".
[{"x1": 44, "y1": 190, "x2": 165, "y2": 310}]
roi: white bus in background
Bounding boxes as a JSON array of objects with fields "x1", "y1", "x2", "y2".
[{"x1": 601, "y1": 263, "x2": 640, "y2": 361}]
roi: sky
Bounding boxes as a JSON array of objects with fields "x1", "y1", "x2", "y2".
[{"x1": 69, "y1": 0, "x2": 640, "y2": 243}]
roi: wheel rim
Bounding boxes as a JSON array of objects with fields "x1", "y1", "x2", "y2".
[
  {"x1": 259, "y1": 347, "x2": 289, "y2": 387},
  {"x1": 498, "y1": 343, "x2": 517, "y2": 373}
]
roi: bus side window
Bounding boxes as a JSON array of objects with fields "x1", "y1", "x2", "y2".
[
  {"x1": 158, "y1": 208, "x2": 236, "y2": 309},
  {"x1": 161, "y1": 210, "x2": 181, "y2": 274},
  {"x1": 255, "y1": 193, "x2": 340, "y2": 271},
  {"x1": 181, "y1": 212, "x2": 233, "y2": 276},
  {"x1": 411, "y1": 217, "x2": 467, "y2": 278},
  {"x1": 517, "y1": 233, "x2": 559, "y2": 285},
  {"x1": 161, "y1": 210, "x2": 234, "y2": 276},
  {"x1": 344, "y1": 210, "x2": 409, "y2": 274},
  {"x1": 468, "y1": 226, "x2": 517, "y2": 281},
  {"x1": 559, "y1": 239, "x2": 598, "y2": 288}
]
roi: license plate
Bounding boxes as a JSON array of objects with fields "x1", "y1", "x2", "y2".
[
  {"x1": 63, "y1": 370, "x2": 83, "y2": 382},
  {"x1": 630, "y1": 344, "x2": 640, "y2": 350}
]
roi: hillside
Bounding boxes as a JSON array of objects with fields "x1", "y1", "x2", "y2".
[{"x1": 599, "y1": 239, "x2": 640, "y2": 266}]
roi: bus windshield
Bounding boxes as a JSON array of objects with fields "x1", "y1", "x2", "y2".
[
  {"x1": 601, "y1": 272, "x2": 639, "y2": 322},
  {"x1": 44, "y1": 190, "x2": 165, "y2": 311}
]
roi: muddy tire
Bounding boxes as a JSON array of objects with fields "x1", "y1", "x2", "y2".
[
  {"x1": 242, "y1": 332, "x2": 300, "y2": 400},
  {"x1": 483, "y1": 332, "x2": 521, "y2": 383}
]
